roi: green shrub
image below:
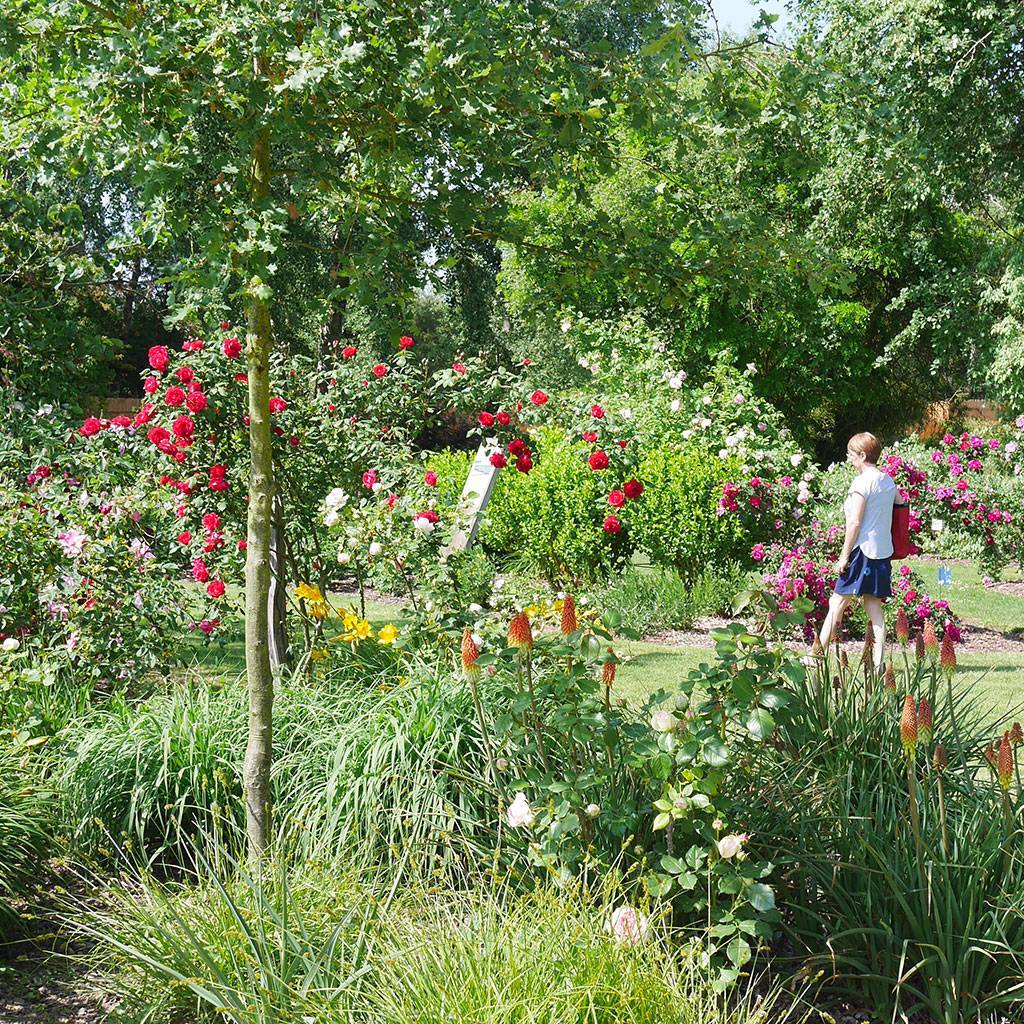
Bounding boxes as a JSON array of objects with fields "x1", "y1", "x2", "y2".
[
  {"x1": 0, "y1": 745, "x2": 53, "y2": 927},
  {"x1": 631, "y1": 443, "x2": 750, "y2": 579}
]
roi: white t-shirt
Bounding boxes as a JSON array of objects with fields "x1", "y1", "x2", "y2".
[{"x1": 845, "y1": 467, "x2": 898, "y2": 559}]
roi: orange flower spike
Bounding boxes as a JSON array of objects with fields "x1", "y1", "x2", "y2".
[
  {"x1": 461, "y1": 628, "x2": 480, "y2": 679},
  {"x1": 998, "y1": 732, "x2": 1014, "y2": 792},
  {"x1": 984, "y1": 744, "x2": 997, "y2": 769},
  {"x1": 940, "y1": 632, "x2": 956, "y2": 675},
  {"x1": 933, "y1": 743, "x2": 948, "y2": 772},
  {"x1": 508, "y1": 610, "x2": 534, "y2": 651},
  {"x1": 895, "y1": 608, "x2": 910, "y2": 646},
  {"x1": 602, "y1": 651, "x2": 616, "y2": 688},
  {"x1": 561, "y1": 594, "x2": 578, "y2": 636},
  {"x1": 917, "y1": 698, "x2": 933, "y2": 746},
  {"x1": 1011, "y1": 722, "x2": 1023, "y2": 746},
  {"x1": 900, "y1": 695, "x2": 918, "y2": 761},
  {"x1": 884, "y1": 663, "x2": 897, "y2": 691},
  {"x1": 922, "y1": 619, "x2": 939, "y2": 660},
  {"x1": 914, "y1": 633, "x2": 926, "y2": 661}
]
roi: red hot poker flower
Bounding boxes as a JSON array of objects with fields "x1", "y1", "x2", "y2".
[
  {"x1": 900, "y1": 695, "x2": 918, "y2": 759},
  {"x1": 998, "y1": 732, "x2": 1014, "y2": 791},
  {"x1": 917, "y1": 698, "x2": 933, "y2": 745},
  {"x1": 508, "y1": 611, "x2": 533, "y2": 651},
  {"x1": 561, "y1": 594, "x2": 578, "y2": 635},
  {"x1": 940, "y1": 633, "x2": 957, "y2": 674},
  {"x1": 461, "y1": 628, "x2": 480, "y2": 678},
  {"x1": 923, "y1": 619, "x2": 939, "y2": 659},
  {"x1": 895, "y1": 608, "x2": 910, "y2": 645}
]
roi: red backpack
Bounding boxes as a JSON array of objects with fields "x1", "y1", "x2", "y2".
[{"x1": 891, "y1": 502, "x2": 913, "y2": 560}]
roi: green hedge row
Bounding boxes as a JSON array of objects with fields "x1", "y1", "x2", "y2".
[{"x1": 428, "y1": 430, "x2": 750, "y2": 583}]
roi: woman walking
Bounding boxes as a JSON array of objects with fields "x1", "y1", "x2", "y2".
[{"x1": 805, "y1": 432, "x2": 897, "y2": 672}]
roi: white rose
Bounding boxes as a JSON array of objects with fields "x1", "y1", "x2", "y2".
[
  {"x1": 325, "y1": 487, "x2": 349, "y2": 510},
  {"x1": 669, "y1": 376, "x2": 683, "y2": 390},
  {"x1": 323, "y1": 510, "x2": 340, "y2": 527},
  {"x1": 790, "y1": 453, "x2": 803, "y2": 467},
  {"x1": 585, "y1": 803, "x2": 601, "y2": 818},
  {"x1": 337, "y1": 550, "x2": 351, "y2": 564},
  {"x1": 412, "y1": 515, "x2": 435, "y2": 533},
  {"x1": 607, "y1": 906, "x2": 649, "y2": 946},
  {"x1": 670, "y1": 400, "x2": 681, "y2": 413},
  {"x1": 2, "y1": 637, "x2": 20, "y2": 652},
  {"x1": 620, "y1": 408, "x2": 632, "y2": 420},
  {"x1": 368, "y1": 542, "x2": 383, "y2": 557},
  {"x1": 681, "y1": 428, "x2": 693, "y2": 439},
  {"x1": 702, "y1": 395, "x2": 713, "y2": 406},
  {"x1": 561, "y1": 319, "x2": 572, "y2": 332},
  {"x1": 651, "y1": 710, "x2": 675, "y2": 733},
  {"x1": 507, "y1": 792, "x2": 535, "y2": 828},
  {"x1": 468, "y1": 603, "x2": 483, "y2": 613},
  {"x1": 700, "y1": 418, "x2": 712, "y2": 428},
  {"x1": 718, "y1": 449, "x2": 728, "y2": 460},
  {"x1": 371, "y1": 482, "x2": 383, "y2": 494},
  {"x1": 716, "y1": 833, "x2": 749, "y2": 860},
  {"x1": 733, "y1": 394, "x2": 744, "y2": 405}
]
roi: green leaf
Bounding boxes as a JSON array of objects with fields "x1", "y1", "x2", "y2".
[
  {"x1": 727, "y1": 936, "x2": 752, "y2": 968},
  {"x1": 747, "y1": 883, "x2": 775, "y2": 913},
  {"x1": 744, "y1": 708, "x2": 775, "y2": 741},
  {"x1": 701, "y1": 736, "x2": 730, "y2": 766},
  {"x1": 653, "y1": 811, "x2": 671, "y2": 831}
]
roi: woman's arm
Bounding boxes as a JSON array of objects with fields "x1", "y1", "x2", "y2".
[{"x1": 835, "y1": 493, "x2": 866, "y2": 574}]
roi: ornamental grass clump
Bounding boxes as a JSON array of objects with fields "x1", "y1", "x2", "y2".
[{"x1": 748, "y1": 649, "x2": 1024, "y2": 1024}]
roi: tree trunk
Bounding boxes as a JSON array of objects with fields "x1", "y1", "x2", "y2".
[{"x1": 242, "y1": 128, "x2": 275, "y2": 859}]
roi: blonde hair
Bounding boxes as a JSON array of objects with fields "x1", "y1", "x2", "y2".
[{"x1": 848, "y1": 432, "x2": 882, "y2": 464}]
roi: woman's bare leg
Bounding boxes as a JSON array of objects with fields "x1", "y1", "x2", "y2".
[
  {"x1": 862, "y1": 595, "x2": 886, "y2": 672},
  {"x1": 817, "y1": 592, "x2": 852, "y2": 652}
]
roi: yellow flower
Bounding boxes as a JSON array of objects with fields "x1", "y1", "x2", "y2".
[
  {"x1": 310, "y1": 647, "x2": 330, "y2": 662},
  {"x1": 342, "y1": 609, "x2": 360, "y2": 630},
  {"x1": 295, "y1": 582, "x2": 323, "y2": 604},
  {"x1": 378, "y1": 624, "x2": 399, "y2": 645}
]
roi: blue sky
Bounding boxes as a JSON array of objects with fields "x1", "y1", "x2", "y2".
[{"x1": 706, "y1": 0, "x2": 793, "y2": 35}]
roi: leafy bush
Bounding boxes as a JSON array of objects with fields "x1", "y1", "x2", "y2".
[
  {"x1": 0, "y1": 746, "x2": 52, "y2": 927},
  {"x1": 631, "y1": 443, "x2": 750, "y2": 578}
]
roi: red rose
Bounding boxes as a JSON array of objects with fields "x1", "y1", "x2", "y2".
[
  {"x1": 219, "y1": 321, "x2": 231, "y2": 330},
  {"x1": 288, "y1": 435, "x2": 300, "y2": 447},
  {"x1": 143, "y1": 376, "x2": 160, "y2": 395},
  {"x1": 223, "y1": 337, "x2": 242, "y2": 358},
  {"x1": 623, "y1": 479, "x2": 644, "y2": 499},
  {"x1": 362, "y1": 469, "x2": 377, "y2": 489},
  {"x1": 272, "y1": 426, "x2": 284, "y2": 436},
  {"x1": 147, "y1": 426, "x2": 170, "y2": 446},
  {"x1": 490, "y1": 453, "x2": 507, "y2": 468},
  {"x1": 177, "y1": 531, "x2": 192, "y2": 545},
  {"x1": 452, "y1": 362, "x2": 467, "y2": 375},
  {"x1": 237, "y1": 539, "x2": 247, "y2": 551},
  {"x1": 269, "y1": 397, "x2": 288, "y2": 414},
  {"x1": 165, "y1": 386, "x2": 186, "y2": 407},
  {"x1": 134, "y1": 403, "x2": 155, "y2": 426},
  {"x1": 111, "y1": 415, "x2": 132, "y2": 428},
  {"x1": 182, "y1": 338, "x2": 205, "y2": 352},
  {"x1": 603, "y1": 515, "x2": 622, "y2": 534},
  {"x1": 424, "y1": 471, "x2": 438, "y2": 487},
  {"x1": 342, "y1": 346, "x2": 358, "y2": 359},
  {"x1": 530, "y1": 389, "x2": 548, "y2": 406},
  {"x1": 478, "y1": 412, "x2": 495, "y2": 428},
  {"x1": 582, "y1": 431, "x2": 598, "y2": 443},
  {"x1": 508, "y1": 438, "x2": 526, "y2": 456},
  {"x1": 148, "y1": 345, "x2": 169, "y2": 371},
  {"x1": 497, "y1": 411, "x2": 511, "y2": 426},
  {"x1": 588, "y1": 450, "x2": 609, "y2": 471},
  {"x1": 80, "y1": 417, "x2": 103, "y2": 437},
  {"x1": 191, "y1": 558, "x2": 210, "y2": 583},
  {"x1": 399, "y1": 335, "x2": 414, "y2": 349},
  {"x1": 617, "y1": 440, "x2": 628, "y2": 449},
  {"x1": 176, "y1": 366, "x2": 194, "y2": 383},
  {"x1": 372, "y1": 363, "x2": 388, "y2": 378},
  {"x1": 206, "y1": 579, "x2": 226, "y2": 599},
  {"x1": 591, "y1": 404, "x2": 605, "y2": 419},
  {"x1": 235, "y1": 373, "x2": 248, "y2": 383},
  {"x1": 198, "y1": 619, "x2": 216, "y2": 634},
  {"x1": 608, "y1": 490, "x2": 626, "y2": 508},
  {"x1": 202, "y1": 512, "x2": 221, "y2": 532},
  {"x1": 172, "y1": 415, "x2": 194, "y2": 438},
  {"x1": 516, "y1": 455, "x2": 533, "y2": 473}
]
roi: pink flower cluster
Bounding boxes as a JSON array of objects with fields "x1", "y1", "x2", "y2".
[{"x1": 892, "y1": 563, "x2": 962, "y2": 640}]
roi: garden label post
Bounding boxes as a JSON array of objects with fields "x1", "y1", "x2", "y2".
[{"x1": 443, "y1": 441, "x2": 501, "y2": 554}]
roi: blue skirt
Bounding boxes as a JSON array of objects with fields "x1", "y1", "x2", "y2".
[{"x1": 835, "y1": 546, "x2": 892, "y2": 597}]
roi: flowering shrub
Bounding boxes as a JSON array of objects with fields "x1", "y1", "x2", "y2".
[{"x1": 459, "y1": 599, "x2": 780, "y2": 987}]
